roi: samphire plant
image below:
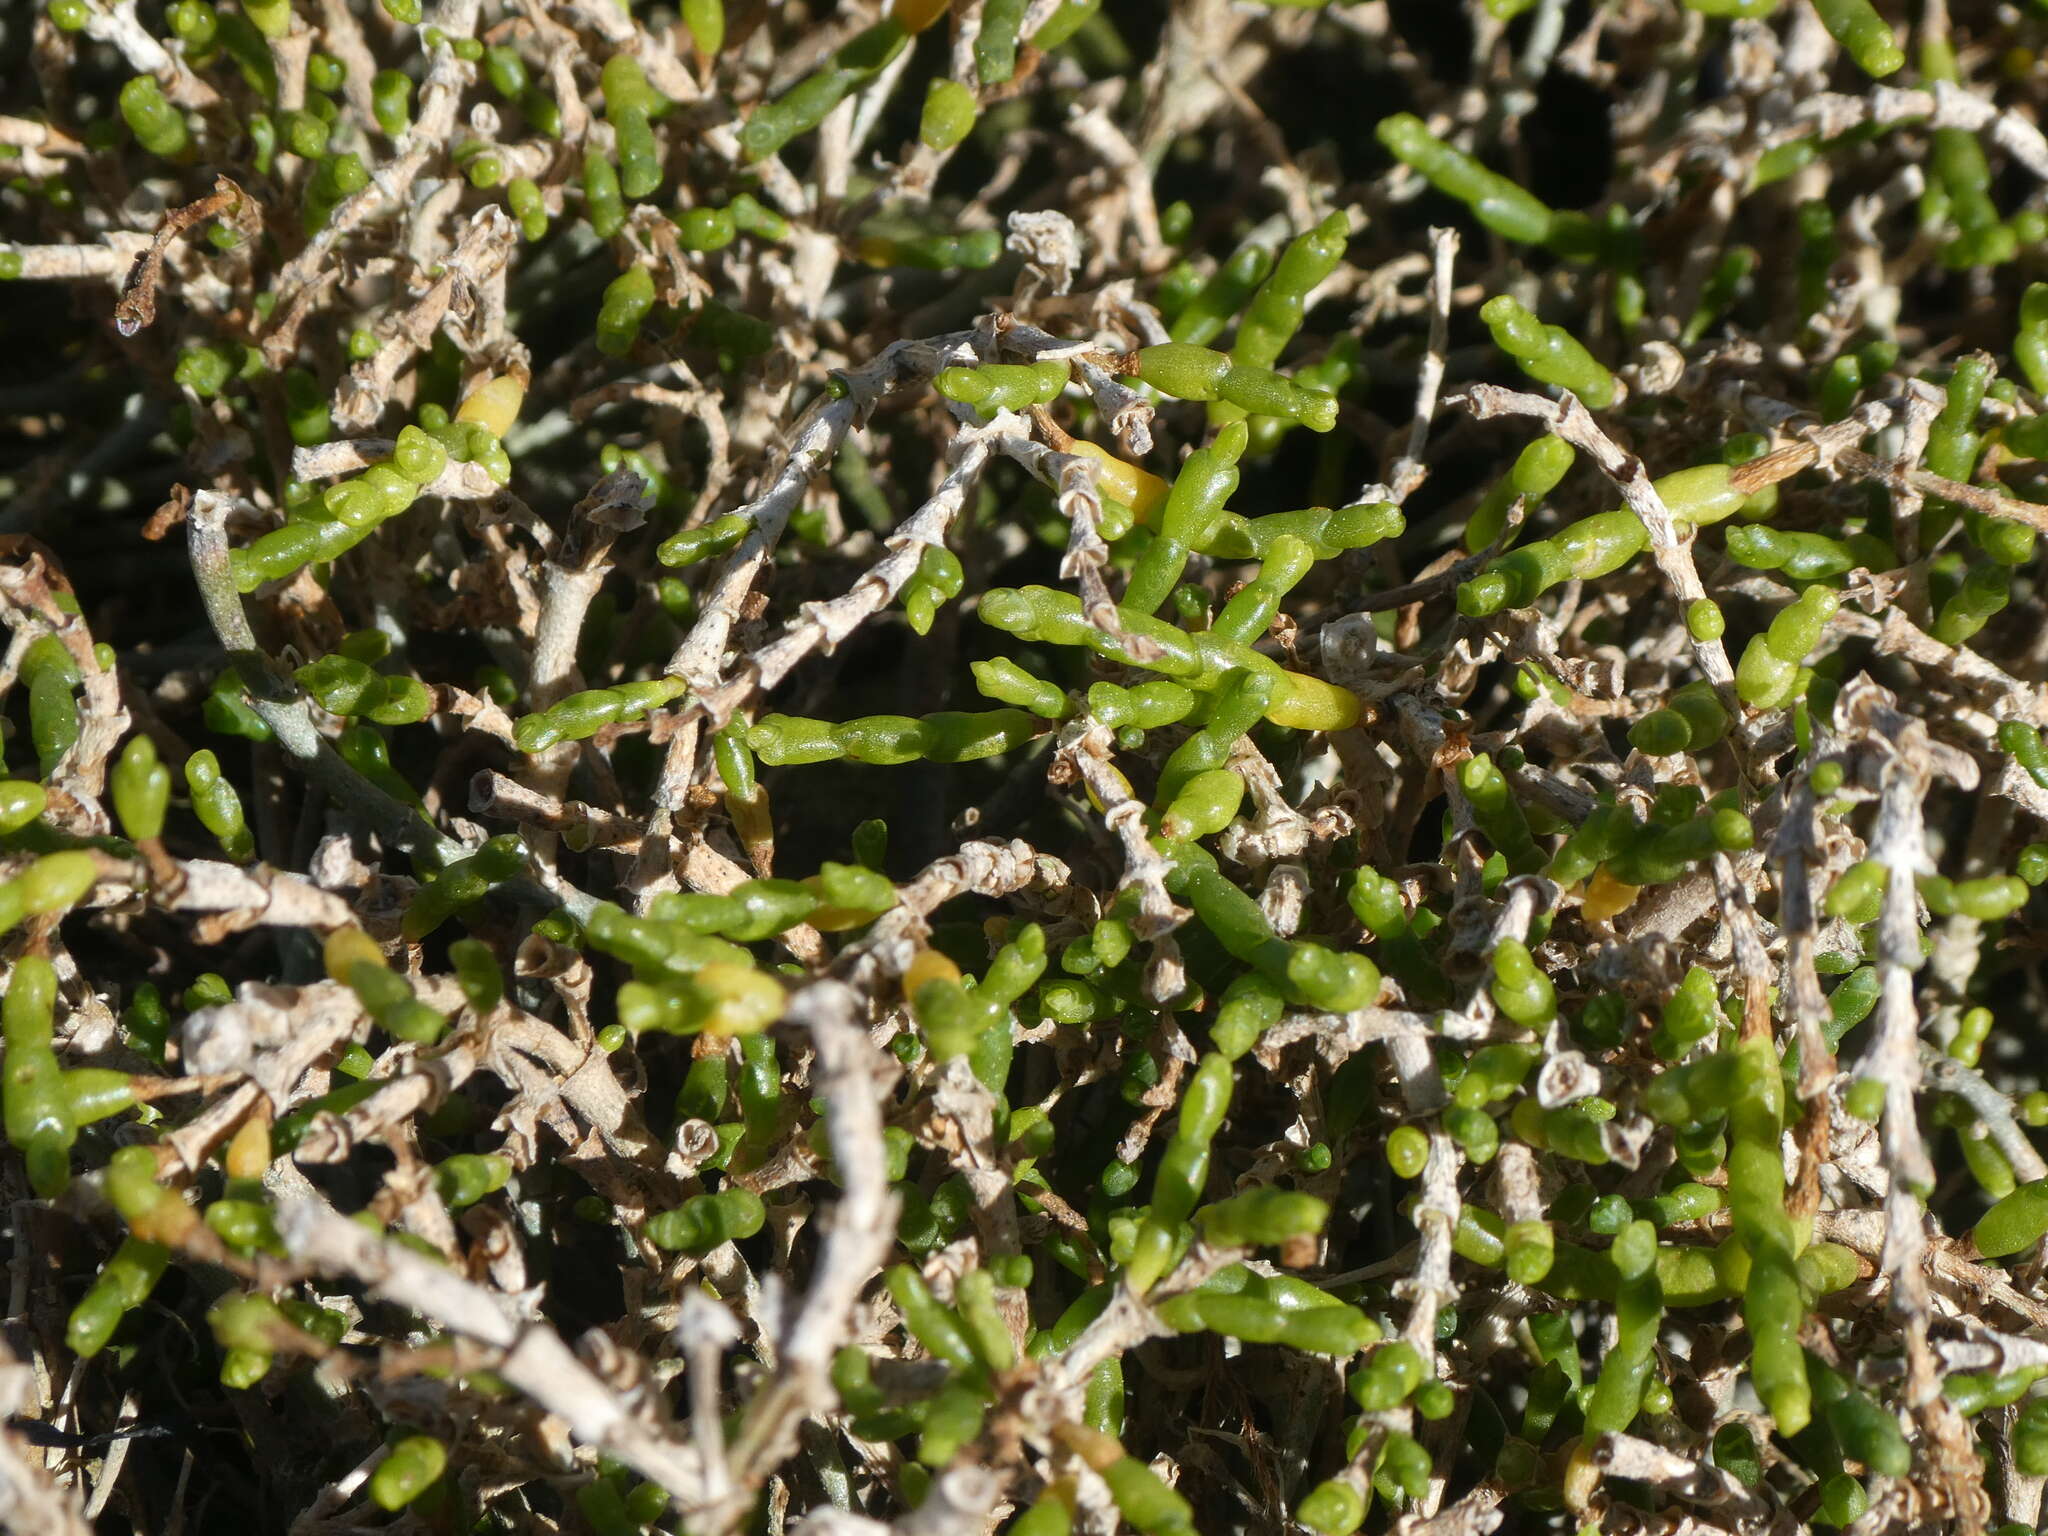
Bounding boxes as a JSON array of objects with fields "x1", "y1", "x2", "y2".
[{"x1": 4, "y1": 0, "x2": 2048, "y2": 1530}]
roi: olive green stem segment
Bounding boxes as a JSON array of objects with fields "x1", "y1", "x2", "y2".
[
  {"x1": 1927, "y1": 354, "x2": 1992, "y2": 487},
  {"x1": 120, "y1": 76, "x2": 190, "y2": 159},
  {"x1": 596, "y1": 266, "x2": 656, "y2": 358},
  {"x1": 658, "y1": 511, "x2": 750, "y2": 569},
  {"x1": 1459, "y1": 753, "x2": 1544, "y2": 873},
  {"x1": 1169, "y1": 238, "x2": 1274, "y2": 347},
  {"x1": 1053, "y1": 1423, "x2": 1198, "y2": 1536},
  {"x1": 972, "y1": 658, "x2": 1070, "y2": 719},
  {"x1": 229, "y1": 412, "x2": 487, "y2": 592},
  {"x1": 1211, "y1": 211, "x2": 1348, "y2": 425},
  {"x1": 21, "y1": 636, "x2": 80, "y2": 781},
  {"x1": 1229, "y1": 212, "x2": 1347, "y2": 372},
  {"x1": 1195, "y1": 1186, "x2": 1329, "y2": 1247},
  {"x1": 1488, "y1": 938, "x2": 1556, "y2": 1026},
  {"x1": 1375, "y1": 114, "x2": 1560, "y2": 248},
  {"x1": 1166, "y1": 845, "x2": 1378, "y2": 1012},
  {"x1": 111, "y1": 735, "x2": 171, "y2": 842},
  {"x1": 1809, "y1": 0, "x2": 1902, "y2": 78},
  {"x1": 600, "y1": 55, "x2": 665, "y2": 199},
  {"x1": 683, "y1": 0, "x2": 725, "y2": 54},
  {"x1": 1809, "y1": 1355, "x2": 1910, "y2": 1475},
  {"x1": 1933, "y1": 563, "x2": 2011, "y2": 647},
  {"x1": 1650, "y1": 966, "x2": 1720, "y2": 1059},
  {"x1": 584, "y1": 151, "x2": 626, "y2": 238},
  {"x1": 618, "y1": 964, "x2": 785, "y2": 1040},
  {"x1": 294, "y1": 653, "x2": 432, "y2": 724},
  {"x1": 1681, "y1": 0, "x2": 1782, "y2": 17},
  {"x1": 1725, "y1": 1037, "x2": 1810, "y2": 1434},
  {"x1": 1133, "y1": 345, "x2": 1337, "y2": 431},
  {"x1": 1349, "y1": 1338, "x2": 1426, "y2": 1411},
  {"x1": 1125, "y1": 1052, "x2": 1234, "y2": 1292},
  {"x1": 739, "y1": 20, "x2": 910, "y2": 162},
  {"x1": 1212, "y1": 534, "x2": 1316, "y2": 648},
  {"x1": 1734, "y1": 585, "x2": 1839, "y2": 710},
  {"x1": 371, "y1": 1436, "x2": 448, "y2": 1511},
  {"x1": 977, "y1": 584, "x2": 1361, "y2": 731},
  {"x1": 975, "y1": 0, "x2": 1028, "y2": 82},
  {"x1": 1479, "y1": 296, "x2": 1617, "y2": 408},
  {"x1": 1297, "y1": 1479, "x2": 1367, "y2": 1536},
  {"x1": 919, "y1": 78, "x2": 977, "y2": 151},
  {"x1": 1582, "y1": 1218, "x2": 1663, "y2": 1433},
  {"x1": 855, "y1": 224, "x2": 1002, "y2": 270},
  {"x1": 1210, "y1": 972, "x2": 1285, "y2": 1061},
  {"x1": 67, "y1": 1237, "x2": 170, "y2": 1358},
  {"x1": 1154, "y1": 667, "x2": 1273, "y2": 810},
  {"x1": 325, "y1": 929, "x2": 447, "y2": 1045},
  {"x1": 748, "y1": 708, "x2": 1038, "y2": 767},
  {"x1": 2000, "y1": 719, "x2": 2048, "y2": 791},
  {"x1": 1465, "y1": 435, "x2": 1575, "y2": 553},
  {"x1": 884, "y1": 1263, "x2": 981, "y2": 1372},
  {"x1": 1923, "y1": 40, "x2": 2017, "y2": 267},
  {"x1": 647, "y1": 1187, "x2": 765, "y2": 1251},
  {"x1": 2019, "y1": 1400, "x2": 2048, "y2": 1476},
  {"x1": 0, "y1": 781, "x2": 43, "y2": 837},
  {"x1": 512, "y1": 678, "x2": 687, "y2": 752},
  {"x1": 371, "y1": 69, "x2": 412, "y2": 136},
  {"x1": 936, "y1": 359, "x2": 1068, "y2": 417},
  {"x1": 2016, "y1": 284, "x2": 2048, "y2": 397},
  {"x1": 1120, "y1": 418, "x2": 1249, "y2": 615},
  {"x1": 1459, "y1": 464, "x2": 1748, "y2": 615},
  {"x1": 403, "y1": 834, "x2": 526, "y2": 940},
  {"x1": 4, "y1": 956, "x2": 76, "y2": 1198},
  {"x1": 907, "y1": 545, "x2": 967, "y2": 632},
  {"x1": 1628, "y1": 679, "x2": 1731, "y2": 757},
  {"x1": 1159, "y1": 767, "x2": 1244, "y2": 842},
  {"x1": 1723, "y1": 524, "x2": 1871, "y2": 581},
  {"x1": 1202, "y1": 501, "x2": 1402, "y2": 561},
  {"x1": 1154, "y1": 1264, "x2": 1376, "y2": 1354},
  {"x1": 1603, "y1": 798, "x2": 1753, "y2": 887},
  {"x1": 1920, "y1": 872, "x2": 2029, "y2": 921}
]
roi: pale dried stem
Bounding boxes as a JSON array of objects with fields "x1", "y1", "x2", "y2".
[
  {"x1": 332, "y1": 205, "x2": 518, "y2": 428},
  {"x1": 654, "y1": 335, "x2": 964, "y2": 810},
  {"x1": 1056, "y1": 719, "x2": 1189, "y2": 940},
  {"x1": 268, "y1": 0, "x2": 484, "y2": 323},
  {"x1": 836, "y1": 838, "x2": 1064, "y2": 997},
  {"x1": 278, "y1": 1198, "x2": 708, "y2": 1501},
  {"x1": 1591, "y1": 1435, "x2": 1770, "y2": 1519},
  {"x1": 1784, "y1": 81, "x2": 2048, "y2": 183},
  {"x1": 719, "y1": 981, "x2": 898, "y2": 1532},
  {"x1": 1386, "y1": 226, "x2": 1458, "y2": 503},
  {"x1": 187, "y1": 491, "x2": 599, "y2": 920},
  {"x1": 0, "y1": 1342, "x2": 91, "y2": 1536},
  {"x1": 0, "y1": 239, "x2": 146, "y2": 281},
  {"x1": 693, "y1": 418, "x2": 997, "y2": 727}
]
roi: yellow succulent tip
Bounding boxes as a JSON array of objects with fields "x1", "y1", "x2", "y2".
[
  {"x1": 455, "y1": 373, "x2": 526, "y2": 438},
  {"x1": 1066, "y1": 439, "x2": 1169, "y2": 525},
  {"x1": 902, "y1": 946, "x2": 962, "y2": 997},
  {"x1": 1267, "y1": 672, "x2": 1362, "y2": 732},
  {"x1": 322, "y1": 926, "x2": 387, "y2": 983}
]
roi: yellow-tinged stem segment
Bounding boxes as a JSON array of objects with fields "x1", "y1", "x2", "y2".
[
  {"x1": 1580, "y1": 867, "x2": 1641, "y2": 925},
  {"x1": 454, "y1": 373, "x2": 525, "y2": 439},
  {"x1": 1268, "y1": 671, "x2": 1361, "y2": 732},
  {"x1": 224, "y1": 1112, "x2": 271, "y2": 1181},
  {"x1": 322, "y1": 927, "x2": 385, "y2": 982},
  {"x1": 890, "y1": 0, "x2": 950, "y2": 32},
  {"x1": 1066, "y1": 440, "x2": 1169, "y2": 525},
  {"x1": 903, "y1": 947, "x2": 962, "y2": 996}
]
